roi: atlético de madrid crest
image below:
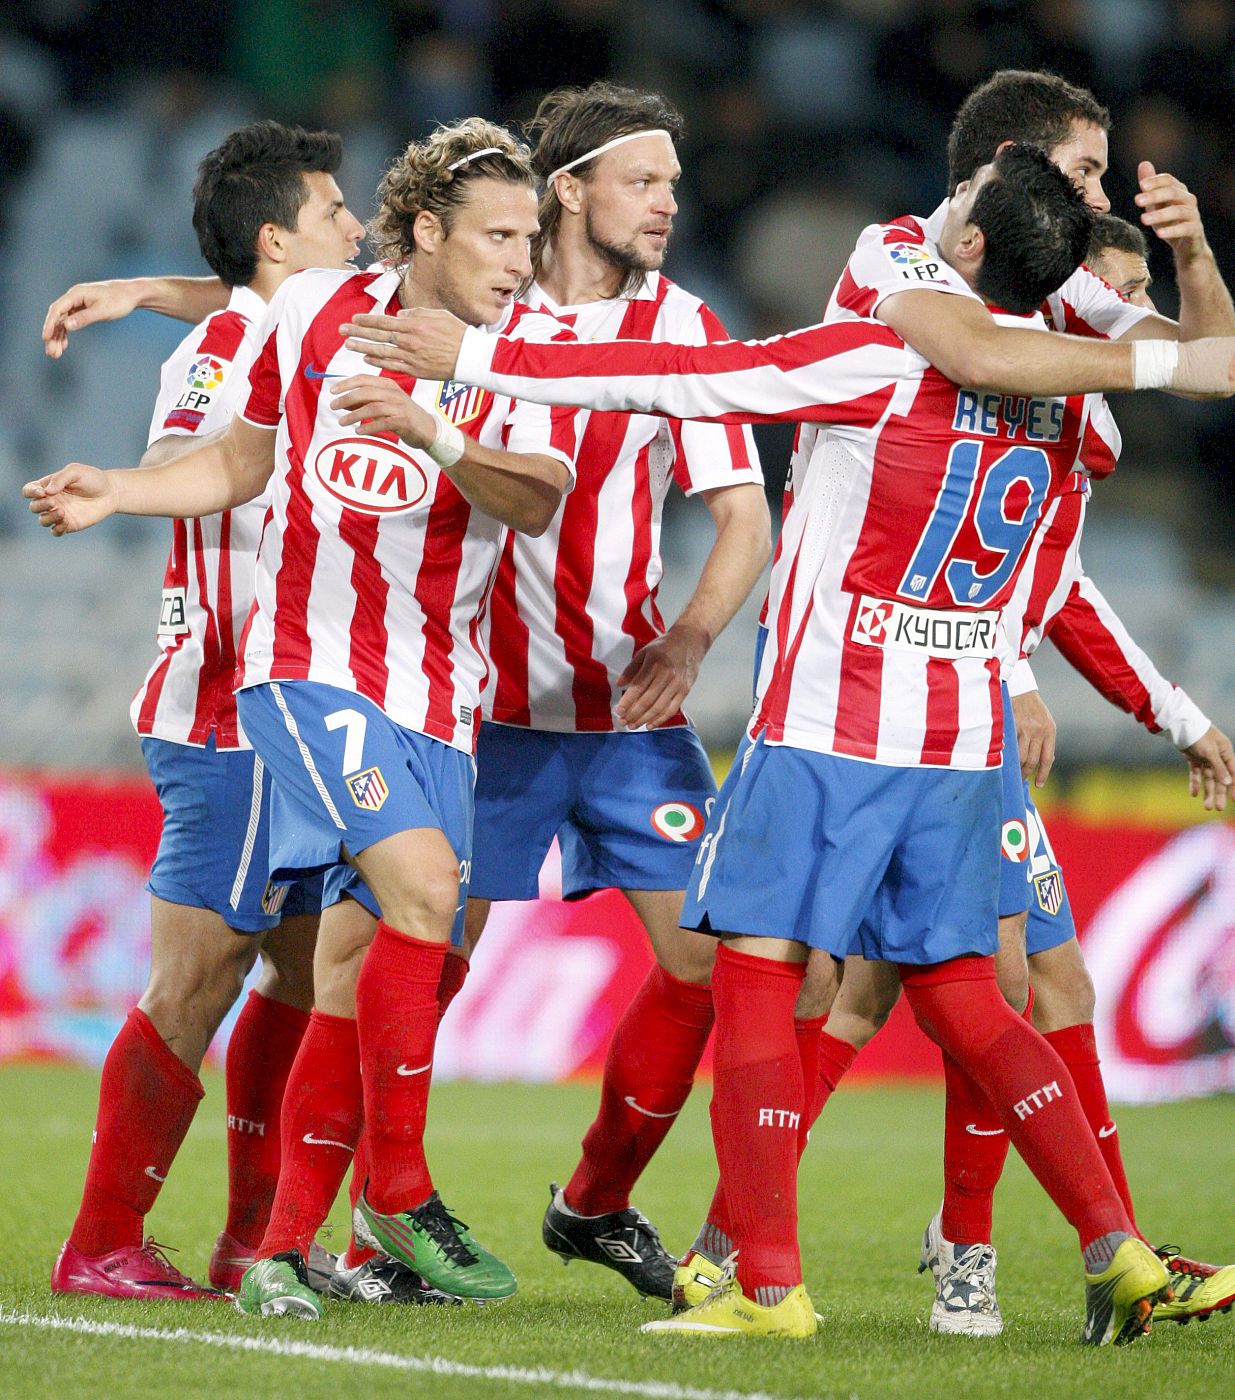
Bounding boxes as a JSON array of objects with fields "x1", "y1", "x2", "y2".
[{"x1": 436, "y1": 380, "x2": 492, "y2": 427}]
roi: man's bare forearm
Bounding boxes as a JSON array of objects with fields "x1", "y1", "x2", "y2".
[
  {"x1": 136, "y1": 276, "x2": 230, "y2": 323},
  {"x1": 1176, "y1": 250, "x2": 1235, "y2": 340}
]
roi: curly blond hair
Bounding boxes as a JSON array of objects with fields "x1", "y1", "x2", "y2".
[{"x1": 370, "y1": 117, "x2": 535, "y2": 266}]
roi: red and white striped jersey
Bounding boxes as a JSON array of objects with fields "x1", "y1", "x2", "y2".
[
  {"x1": 825, "y1": 200, "x2": 1155, "y2": 342},
  {"x1": 131, "y1": 284, "x2": 269, "y2": 749},
  {"x1": 482, "y1": 273, "x2": 761, "y2": 731},
  {"x1": 456, "y1": 312, "x2": 1105, "y2": 768},
  {"x1": 236, "y1": 267, "x2": 577, "y2": 753}
]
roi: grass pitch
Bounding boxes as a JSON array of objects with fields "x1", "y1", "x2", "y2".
[{"x1": 1, "y1": 1066, "x2": 1233, "y2": 1400}]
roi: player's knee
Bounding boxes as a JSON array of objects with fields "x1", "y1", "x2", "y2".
[
  {"x1": 656, "y1": 929, "x2": 716, "y2": 985},
  {"x1": 994, "y1": 961, "x2": 1030, "y2": 1015},
  {"x1": 381, "y1": 860, "x2": 460, "y2": 942}
]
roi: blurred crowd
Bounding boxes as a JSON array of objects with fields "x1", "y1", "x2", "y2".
[{"x1": 1, "y1": 0, "x2": 1233, "y2": 767}]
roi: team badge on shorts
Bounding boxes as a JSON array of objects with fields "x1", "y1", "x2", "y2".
[
  {"x1": 436, "y1": 380, "x2": 492, "y2": 427},
  {"x1": 1034, "y1": 870, "x2": 1063, "y2": 916},
  {"x1": 1001, "y1": 819, "x2": 1028, "y2": 861},
  {"x1": 650, "y1": 802, "x2": 705, "y2": 842},
  {"x1": 260, "y1": 881, "x2": 291, "y2": 916},
  {"x1": 346, "y1": 767, "x2": 389, "y2": 811}
]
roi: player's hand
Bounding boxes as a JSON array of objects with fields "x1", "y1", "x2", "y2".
[
  {"x1": 340, "y1": 308, "x2": 468, "y2": 381},
  {"x1": 330, "y1": 375, "x2": 439, "y2": 449},
  {"x1": 615, "y1": 624, "x2": 709, "y2": 730},
  {"x1": 1011, "y1": 688, "x2": 1056, "y2": 788},
  {"x1": 23, "y1": 464, "x2": 117, "y2": 535},
  {"x1": 1135, "y1": 163, "x2": 1207, "y2": 264},
  {"x1": 42, "y1": 280, "x2": 145, "y2": 359},
  {"x1": 1182, "y1": 724, "x2": 1235, "y2": 812}
]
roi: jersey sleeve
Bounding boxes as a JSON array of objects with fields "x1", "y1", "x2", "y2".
[
  {"x1": 668, "y1": 303, "x2": 763, "y2": 495},
  {"x1": 1046, "y1": 265, "x2": 1155, "y2": 341},
  {"x1": 831, "y1": 218, "x2": 977, "y2": 321},
  {"x1": 1046, "y1": 566, "x2": 1210, "y2": 748},
  {"x1": 146, "y1": 310, "x2": 249, "y2": 447},
  {"x1": 454, "y1": 317, "x2": 912, "y2": 427},
  {"x1": 494, "y1": 308, "x2": 580, "y2": 483},
  {"x1": 239, "y1": 280, "x2": 297, "y2": 429}
]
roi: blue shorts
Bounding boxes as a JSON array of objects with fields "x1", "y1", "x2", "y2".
[
  {"x1": 236, "y1": 682, "x2": 474, "y2": 947},
  {"x1": 997, "y1": 687, "x2": 1075, "y2": 953},
  {"x1": 471, "y1": 724, "x2": 716, "y2": 901},
  {"x1": 681, "y1": 735, "x2": 1001, "y2": 965},
  {"x1": 141, "y1": 735, "x2": 323, "y2": 934}
]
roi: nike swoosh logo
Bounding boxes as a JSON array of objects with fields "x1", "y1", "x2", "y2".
[
  {"x1": 303, "y1": 364, "x2": 344, "y2": 380},
  {"x1": 1098, "y1": 1122, "x2": 1117, "y2": 1138},
  {"x1": 396, "y1": 1062, "x2": 432, "y2": 1077},
  {"x1": 144, "y1": 1166, "x2": 167, "y2": 1181},
  {"x1": 624, "y1": 1095, "x2": 680, "y2": 1119},
  {"x1": 965, "y1": 1124, "x2": 1005, "y2": 1137},
  {"x1": 302, "y1": 1133, "x2": 355, "y2": 1152}
]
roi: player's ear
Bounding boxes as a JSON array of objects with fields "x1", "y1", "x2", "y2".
[
  {"x1": 257, "y1": 222, "x2": 289, "y2": 267},
  {"x1": 412, "y1": 209, "x2": 443, "y2": 256},
  {"x1": 955, "y1": 224, "x2": 985, "y2": 267},
  {"x1": 552, "y1": 172, "x2": 585, "y2": 216}
]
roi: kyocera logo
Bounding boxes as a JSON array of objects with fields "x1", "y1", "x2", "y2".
[{"x1": 313, "y1": 436, "x2": 430, "y2": 515}]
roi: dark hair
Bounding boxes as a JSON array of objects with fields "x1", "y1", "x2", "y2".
[
  {"x1": 970, "y1": 143, "x2": 1093, "y2": 313},
  {"x1": 948, "y1": 70, "x2": 1110, "y2": 191},
  {"x1": 192, "y1": 120, "x2": 342, "y2": 287},
  {"x1": 526, "y1": 82, "x2": 684, "y2": 295},
  {"x1": 370, "y1": 117, "x2": 535, "y2": 266},
  {"x1": 1088, "y1": 212, "x2": 1148, "y2": 263}
]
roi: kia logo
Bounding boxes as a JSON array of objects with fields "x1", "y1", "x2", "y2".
[{"x1": 313, "y1": 436, "x2": 430, "y2": 515}]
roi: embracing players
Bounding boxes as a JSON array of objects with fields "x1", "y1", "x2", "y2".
[
  {"x1": 48, "y1": 121, "x2": 364, "y2": 1303},
  {"x1": 28, "y1": 118, "x2": 578, "y2": 1317},
  {"x1": 344, "y1": 140, "x2": 1235, "y2": 1345}
]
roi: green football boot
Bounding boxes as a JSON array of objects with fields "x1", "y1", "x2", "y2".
[
  {"x1": 235, "y1": 1250, "x2": 322, "y2": 1320},
  {"x1": 356, "y1": 1188, "x2": 517, "y2": 1301}
]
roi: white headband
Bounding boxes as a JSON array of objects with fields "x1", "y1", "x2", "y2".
[
  {"x1": 447, "y1": 146, "x2": 506, "y2": 172},
  {"x1": 546, "y1": 129, "x2": 672, "y2": 185}
]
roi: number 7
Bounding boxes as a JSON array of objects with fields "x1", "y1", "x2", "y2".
[{"x1": 324, "y1": 708, "x2": 367, "y2": 776}]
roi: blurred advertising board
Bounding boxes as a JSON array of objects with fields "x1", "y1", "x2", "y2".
[{"x1": 0, "y1": 767, "x2": 1231, "y2": 1102}]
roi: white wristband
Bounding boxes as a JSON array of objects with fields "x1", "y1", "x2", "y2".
[
  {"x1": 426, "y1": 414, "x2": 465, "y2": 468},
  {"x1": 1131, "y1": 340, "x2": 1180, "y2": 390}
]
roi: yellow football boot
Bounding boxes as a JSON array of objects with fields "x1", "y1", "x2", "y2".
[
  {"x1": 671, "y1": 1250, "x2": 727, "y2": 1313},
  {"x1": 1081, "y1": 1237, "x2": 1171, "y2": 1345},
  {"x1": 642, "y1": 1277, "x2": 817, "y2": 1339},
  {"x1": 1152, "y1": 1247, "x2": 1235, "y2": 1325}
]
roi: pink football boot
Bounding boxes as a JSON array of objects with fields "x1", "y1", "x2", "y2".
[{"x1": 51, "y1": 1238, "x2": 226, "y2": 1301}]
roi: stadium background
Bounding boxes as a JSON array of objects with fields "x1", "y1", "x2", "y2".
[{"x1": 0, "y1": 1, "x2": 1231, "y2": 1100}]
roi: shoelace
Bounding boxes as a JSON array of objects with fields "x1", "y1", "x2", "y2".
[
  {"x1": 946, "y1": 1245, "x2": 996, "y2": 1303},
  {"x1": 1156, "y1": 1246, "x2": 1216, "y2": 1279},
  {"x1": 618, "y1": 1207, "x2": 667, "y2": 1254},
  {"x1": 415, "y1": 1199, "x2": 479, "y2": 1266},
  {"x1": 694, "y1": 1250, "x2": 740, "y2": 1308},
  {"x1": 140, "y1": 1238, "x2": 199, "y2": 1287}
]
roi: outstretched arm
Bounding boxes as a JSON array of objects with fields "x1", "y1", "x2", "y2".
[
  {"x1": 341, "y1": 307, "x2": 1235, "y2": 420},
  {"x1": 23, "y1": 416, "x2": 276, "y2": 534},
  {"x1": 43, "y1": 276, "x2": 229, "y2": 358}
]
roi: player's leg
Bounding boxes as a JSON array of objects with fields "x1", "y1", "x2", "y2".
[
  {"x1": 235, "y1": 681, "x2": 515, "y2": 1311},
  {"x1": 53, "y1": 739, "x2": 280, "y2": 1302},
  {"x1": 544, "y1": 729, "x2": 716, "y2": 1298},
  {"x1": 210, "y1": 904, "x2": 317, "y2": 1290},
  {"x1": 923, "y1": 715, "x2": 1034, "y2": 1334},
  {"x1": 679, "y1": 949, "x2": 854, "y2": 1311},
  {"x1": 648, "y1": 738, "x2": 894, "y2": 1339}
]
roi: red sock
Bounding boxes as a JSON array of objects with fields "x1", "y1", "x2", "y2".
[
  {"x1": 1044, "y1": 1022, "x2": 1139, "y2": 1234},
  {"x1": 900, "y1": 959, "x2": 1131, "y2": 1251},
  {"x1": 69, "y1": 1008, "x2": 204, "y2": 1257},
  {"x1": 344, "y1": 1133, "x2": 378, "y2": 1268},
  {"x1": 705, "y1": 1011, "x2": 840, "y2": 1252},
  {"x1": 566, "y1": 965, "x2": 714, "y2": 1215},
  {"x1": 259, "y1": 1010, "x2": 362, "y2": 1259},
  {"x1": 710, "y1": 945, "x2": 805, "y2": 1296},
  {"x1": 222, "y1": 990, "x2": 309, "y2": 1248},
  {"x1": 354, "y1": 922, "x2": 446, "y2": 1214},
  {"x1": 437, "y1": 953, "x2": 469, "y2": 1021},
  {"x1": 939, "y1": 987, "x2": 1033, "y2": 1244}
]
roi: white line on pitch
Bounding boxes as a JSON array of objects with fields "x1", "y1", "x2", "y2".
[{"x1": 0, "y1": 1308, "x2": 811, "y2": 1400}]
